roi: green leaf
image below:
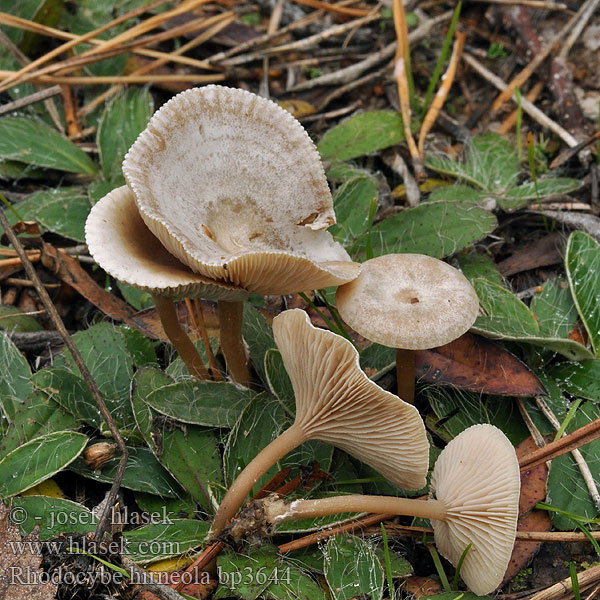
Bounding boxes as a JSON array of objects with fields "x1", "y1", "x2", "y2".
[
  {"x1": 134, "y1": 492, "x2": 196, "y2": 520},
  {"x1": 318, "y1": 111, "x2": 405, "y2": 162},
  {"x1": 0, "y1": 160, "x2": 44, "y2": 181},
  {"x1": 330, "y1": 176, "x2": 378, "y2": 247},
  {"x1": 0, "y1": 117, "x2": 97, "y2": 174},
  {"x1": 124, "y1": 519, "x2": 209, "y2": 563},
  {"x1": 323, "y1": 534, "x2": 384, "y2": 600},
  {"x1": 351, "y1": 201, "x2": 497, "y2": 260},
  {"x1": 530, "y1": 279, "x2": 578, "y2": 340},
  {"x1": 13, "y1": 495, "x2": 97, "y2": 539},
  {"x1": 53, "y1": 322, "x2": 136, "y2": 430},
  {"x1": 32, "y1": 368, "x2": 102, "y2": 428},
  {"x1": 120, "y1": 326, "x2": 157, "y2": 368},
  {"x1": 263, "y1": 563, "x2": 327, "y2": 600},
  {"x1": 565, "y1": 232, "x2": 600, "y2": 356},
  {"x1": 0, "y1": 431, "x2": 87, "y2": 497},
  {"x1": 264, "y1": 349, "x2": 295, "y2": 416},
  {"x1": 551, "y1": 360, "x2": 600, "y2": 402},
  {"x1": 499, "y1": 178, "x2": 581, "y2": 211},
  {"x1": 98, "y1": 88, "x2": 154, "y2": 184},
  {"x1": 465, "y1": 133, "x2": 520, "y2": 191},
  {"x1": 0, "y1": 305, "x2": 43, "y2": 332},
  {"x1": 547, "y1": 402, "x2": 600, "y2": 529},
  {"x1": 117, "y1": 281, "x2": 154, "y2": 311},
  {"x1": 326, "y1": 163, "x2": 375, "y2": 184},
  {"x1": 70, "y1": 445, "x2": 183, "y2": 498},
  {"x1": 243, "y1": 304, "x2": 276, "y2": 385},
  {"x1": 217, "y1": 545, "x2": 279, "y2": 600},
  {"x1": 457, "y1": 253, "x2": 504, "y2": 287},
  {"x1": 427, "y1": 184, "x2": 487, "y2": 205},
  {"x1": 224, "y1": 395, "x2": 332, "y2": 494},
  {"x1": 0, "y1": 332, "x2": 32, "y2": 421},
  {"x1": 144, "y1": 380, "x2": 252, "y2": 428},
  {"x1": 0, "y1": 391, "x2": 77, "y2": 459},
  {"x1": 131, "y1": 368, "x2": 223, "y2": 511}
]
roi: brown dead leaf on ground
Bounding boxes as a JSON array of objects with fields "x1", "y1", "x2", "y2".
[
  {"x1": 415, "y1": 332, "x2": 548, "y2": 397},
  {"x1": 0, "y1": 503, "x2": 57, "y2": 600}
]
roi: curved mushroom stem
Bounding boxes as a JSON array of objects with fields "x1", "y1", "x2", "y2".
[
  {"x1": 263, "y1": 494, "x2": 448, "y2": 524},
  {"x1": 210, "y1": 423, "x2": 306, "y2": 538},
  {"x1": 396, "y1": 348, "x2": 415, "y2": 404},
  {"x1": 218, "y1": 300, "x2": 252, "y2": 386},
  {"x1": 153, "y1": 294, "x2": 210, "y2": 381}
]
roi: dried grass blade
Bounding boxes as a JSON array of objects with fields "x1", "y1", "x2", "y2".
[{"x1": 289, "y1": 0, "x2": 372, "y2": 16}]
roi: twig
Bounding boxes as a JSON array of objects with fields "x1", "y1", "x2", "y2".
[
  {"x1": 259, "y1": 0, "x2": 285, "y2": 98},
  {"x1": 382, "y1": 150, "x2": 420, "y2": 206},
  {"x1": 288, "y1": 11, "x2": 452, "y2": 92},
  {"x1": 317, "y1": 67, "x2": 386, "y2": 110},
  {"x1": 300, "y1": 99, "x2": 362, "y2": 122},
  {"x1": 528, "y1": 563, "x2": 600, "y2": 600},
  {"x1": 468, "y1": 0, "x2": 567, "y2": 7},
  {"x1": 497, "y1": 81, "x2": 544, "y2": 135},
  {"x1": 60, "y1": 85, "x2": 81, "y2": 138},
  {"x1": 0, "y1": 29, "x2": 63, "y2": 132},
  {"x1": 549, "y1": 131, "x2": 600, "y2": 169},
  {"x1": 558, "y1": 0, "x2": 600, "y2": 59},
  {"x1": 0, "y1": 85, "x2": 62, "y2": 116},
  {"x1": 0, "y1": 71, "x2": 227, "y2": 85},
  {"x1": 418, "y1": 30, "x2": 466, "y2": 157},
  {"x1": 0, "y1": 0, "x2": 172, "y2": 93},
  {"x1": 536, "y1": 396, "x2": 600, "y2": 511},
  {"x1": 0, "y1": 210, "x2": 128, "y2": 543},
  {"x1": 289, "y1": 0, "x2": 373, "y2": 16},
  {"x1": 193, "y1": 298, "x2": 221, "y2": 382},
  {"x1": 463, "y1": 53, "x2": 579, "y2": 148}
]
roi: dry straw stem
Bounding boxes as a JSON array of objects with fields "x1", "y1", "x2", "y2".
[
  {"x1": 392, "y1": 0, "x2": 420, "y2": 165},
  {"x1": 492, "y1": 0, "x2": 599, "y2": 112},
  {"x1": 78, "y1": 12, "x2": 236, "y2": 117},
  {"x1": 0, "y1": 0, "x2": 170, "y2": 93},
  {"x1": 417, "y1": 30, "x2": 466, "y2": 157},
  {"x1": 0, "y1": 85, "x2": 61, "y2": 116},
  {"x1": 1, "y1": 12, "x2": 232, "y2": 91},
  {"x1": 497, "y1": 80, "x2": 543, "y2": 135},
  {"x1": 463, "y1": 53, "x2": 578, "y2": 148},
  {"x1": 468, "y1": 0, "x2": 567, "y2": 7},
  {"x1": 528, "y1": 563, "x2": 600, "y2": 600},
  {"x1": 290, "y1": 0, "x2": 372, "y2": 16},
  {"x1": 0, "y1": 211, "x2": 128, "y2": 543}
]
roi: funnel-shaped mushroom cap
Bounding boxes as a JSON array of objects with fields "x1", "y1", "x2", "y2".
[
  {"x1": 273, "y1": 309, "x2": 429, "y2": 490},
  {"x1": 85, "y1": 186, "x2": 247, "y2": 301},
  {"x1": 122, "y1": 85, "x2": 357, "y2": 295},
  {"x1": 430, "y1": 424, "x2": 520, "y2": 596},
  {"x1": 335, "y1": 254, "x2": 479, "y2": 350}
]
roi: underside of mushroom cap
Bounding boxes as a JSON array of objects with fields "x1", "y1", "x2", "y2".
[
  {"x1": 430, "y1": 424, "x2": 520, "y2": 596},
  {"x1": 272, "y1": 309, "x2": 429, "y2": 490},
  {"x1": 335, "y1": 253, "x2": 479, "y2": 349},
  {"x1": 85, "y1": 186, "x2": 247, "y2": 301},
  {"x1": 122, "y1": 85, "x2": 355, "y2": 294}
]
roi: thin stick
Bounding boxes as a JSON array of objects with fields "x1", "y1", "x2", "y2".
[
  {"x1": 0, "y1": 0, "x2": 172, "y2": 92},
  {"x1": 60, "y1": 85, "x2": 81, "y2": 138},
  {"x1": 289, "y1": 0, "x2": 373, "y2": 16},
  {"x1": 528, "y1": 563, "x2": 600, "y2": 600},
  {"x1": 0, "y1": 211, "x2": 128, "y2": 543},
  {"x1": 418, "y1": 31, "x2": 466, "y2": 157},
  {"x1": 153, "y1": 295, "x2": 210, "y2": 381},
  {"x1": 78, "y1": 12, "x2": 235, "y2": 117},
  {"x1": 0, "y1": 254, "x2": 41, "y2": 268},
  {"x1": 536, "y1": 396, "x2": 600, "y2": 511},
  {"x1": 463, "y1": 53, "x2": 579, "y2": 148},
  {"x1": 193, "y1": 298, "x2": 221, "y2": 382},
  {"x1": 491, "y1": 0, "x2": 599, "y2": 112},
  {"x1": 497, "y1": 81, "x2": 544, "y2": 134},
  {"x1": 0, "y1": 71, "x2": 227, "y2": 85},
  {"x1": 217, "y1": 300, "x2": 252, "y2": 387},
  {"x1": 519, "y1": 416, "x2": 600, "y2": 471},
  {"x1": 0, "y1": 85, "x2": 62, "y2": 116}
]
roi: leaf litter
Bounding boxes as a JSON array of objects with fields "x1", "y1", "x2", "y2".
[{"x1": 0, "y1": 0, "x2": 599, "y2": 598}]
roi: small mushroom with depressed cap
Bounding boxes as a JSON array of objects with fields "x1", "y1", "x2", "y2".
[
  {"x1": 86, "y1": 85, "x2": 359, "y2": 384},
  {"x1": 209, "y1": 308, "x2": 429, "y2": 537},
  {"x1": 257, "y1": 424, "x2": 520, "y2": 596},
  {"x1": 335, "y1": 253, "x2": 479, "y2": 403}
]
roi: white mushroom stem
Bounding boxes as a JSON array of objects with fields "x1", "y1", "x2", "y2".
[
  {"x1": 217, "y1": 300, "x2": 252, "y2": 386},
  {"x1": 210, "y1": 423, "x2": 306, "y2": 537},
  {"x1": 396, "y1": 348, "x2": 415, "y2": 404},
  {"x1": 153, "y1": 295, "x2": 210, "y2": 381},
  {"x1": 263, "y1": 494, "x2": 448, "y2": 524}
]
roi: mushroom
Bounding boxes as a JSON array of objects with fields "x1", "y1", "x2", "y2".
[
  {"x1": 210, "y1": 308, "x2": 429, "y2": 536},
  {"x1": 258, "y1": 424, "x2": 520, "y2": 596},
  {"x1": 335, "y1": 253, "x2": 479, "y2": 403},
  {"x1": 85, "y1": 85, "x2": 359, "y2": 384},
  {"x1": 85, "y1": 186, "x2": 247, "y2": 380}
]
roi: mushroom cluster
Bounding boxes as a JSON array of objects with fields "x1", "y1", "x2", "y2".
[{"x1": 85, "y1": 85, "x2": 359, "y2": 384}]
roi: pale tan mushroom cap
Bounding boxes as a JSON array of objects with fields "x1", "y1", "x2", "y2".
[
  {"x1": 430, "y1": 424, "x2": 520, "y2": 596},
  {"x1": 122, "y1": 85, "x2": 355, "y2": 295},
  {"x1": 273, "y1": 309, "x2": 429, "y2": 490},
  {"x1": 85, "y1": 186, "x2": 247, "y2": 301},
  {"x1": 335, "y1": 254, "x2": 479, "y2": 350}
]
